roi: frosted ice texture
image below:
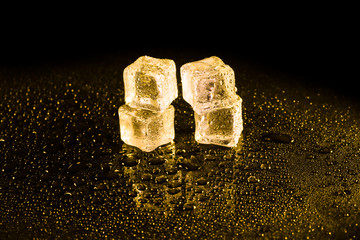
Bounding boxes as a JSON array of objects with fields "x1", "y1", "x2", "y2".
[
  {"x1": 194, "y1": 96, "x2": 243, "y2": 147},
  {"x1": 180, "y1": 56, "x2": 237, "y2": 112},
  {"x1": 118, "y1": 104, "x2": 175, "y2": 152},
  {"x1": 124, "y1": 56, "x2": 178, "y2": 111}
]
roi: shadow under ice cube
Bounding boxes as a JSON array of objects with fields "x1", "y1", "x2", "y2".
[
  {"x1": 194, "y1": 96, "x2": 243, "y2": 147},
  {"x1": 118, "y1": 104, "x2": 175, "y2": 152}
]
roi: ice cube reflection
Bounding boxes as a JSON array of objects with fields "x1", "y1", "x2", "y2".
[{"x1": 122, "y1": 138, "x2": 243, "y2": 212}]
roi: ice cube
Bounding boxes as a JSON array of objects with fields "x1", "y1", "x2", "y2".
[
  {"x1": 118, "y1": 104, "x2": 175, "y2": 152},
  {"x1": 124, "y1": 56, "x2": 178, "y2": 111},
  {"x1": 180, "y1": 56, "x2": 237, "y2": 112},
  {"x1": 194, "y1": 96, "x2": 243, "y2": 147}
]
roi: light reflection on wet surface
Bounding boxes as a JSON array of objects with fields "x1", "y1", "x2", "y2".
[{"x1": 0, "y1": 54, "x2": 359, "y2": 238}]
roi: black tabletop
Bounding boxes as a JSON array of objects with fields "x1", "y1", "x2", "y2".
[{"x1": 0, "y1": 45, "x2": 359, "y2": 239}]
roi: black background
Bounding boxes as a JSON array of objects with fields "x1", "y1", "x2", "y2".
[{"x1": 0, "y1": 7, "x2": 356, "y2": 98}]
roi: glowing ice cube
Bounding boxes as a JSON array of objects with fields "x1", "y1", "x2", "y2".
[
  {"x1": 118, "y1": 104, "x2": 175, "y2": 152},
  {"x1": 180, "y1": 56, "x2": 237, "y2": 112},
  {"x1": 124, "y1": 56, "x2": 177, "y2": 111},
  {"x1": 194, "y1": 96, "x2": 243, "y2": 147}
]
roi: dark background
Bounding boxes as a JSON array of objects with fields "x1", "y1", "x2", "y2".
[{"x1": 0, "y1": 8, "x2": 356, "y2": 98}]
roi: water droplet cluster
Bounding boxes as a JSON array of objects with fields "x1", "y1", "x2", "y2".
[{"x1": 0, "y1": 56, "x2": 359, "y2": 239}]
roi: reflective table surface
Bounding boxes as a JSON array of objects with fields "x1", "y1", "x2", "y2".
[{"x1": 1, "y1": 51, "x2": 359, "y2": 239}]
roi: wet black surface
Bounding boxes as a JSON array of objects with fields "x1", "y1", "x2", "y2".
[{"x1": 1, "y1": 51, "x2": 360, "y2": 239}]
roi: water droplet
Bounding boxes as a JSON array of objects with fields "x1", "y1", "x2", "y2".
[
  {"x1": 2, "y1": 162, "x2": 17, "y2": 172},
  {"x1": 143, "y1": 192, "x2": 152, "y2": 198},
  {"x1": 138, "y1": 198, "x2": 147, "y2": 204},
  {"x1": 247, "y1": 175, "x2": 260, "y2": 183},
  {"x1": 198, "y1": 194, "x2": 208, "y2": 202},
  {"x1": 149, "y1": 156, "x2": 166, "y2": 165},
  {"x1": 306, "y1": 154, "x2": 316, "y2": 159},
  {"x1": 319, "y1": 146, "x2": 332, "y2": 154},
  {"x1": 263, "y1": 133, "x2": 294, "y2": 143},
  {"x1": 103, "y1": 170, "x2": 120, "y2": 180},
  {"x1": 259, "y1": 225, "x2": 271, "y2": 233},
  {"x1": 196, "y1": 177, "x2": 208, "y2": 186},
  {"x1": 181, "y1": 156, "x2": 200, "y2": 171},
  {"x1": 94, "y1": 182, "x2": 108, "y2": 190},
  {"x1": 344, "y1": 189, "x2": 352, "y2": 195},
  {"x1": 141, "y1": 173, "x2": 152, "y2": 181},
  {"x1": 136, "y1": 184, "x2": 147, "y2": 191},
  {"x1": 168, "y1": 181, "x2": 182, "y2": 188},
  {"x1": 166, "y1": 167, "x2": 178, "y2": 175},
  {"x1": 260, "y1": 163, "x2": 270, "y2": 170},
  {"x1": 122, "y1": 155, "x2": 139, "y2": 166},
  {"x1": 71, "y1": 176, "x2": 86, "y2": 186},
  {"x1": 153, "y1": 198, "x2": 162, "y2": 206},
  {"x1": 218, "y1": 162, "x2": 227, "y2": 168},
  {"x1": 67, "y1": 161, "x2": 90, "y2": 174},
  {"x1": 155, "y1": 175, "x2": 167, "y2": 184},
  {"x1": 204, "y1": 154, "x2": 216, "y2": 161},
  {"x1": 152, "y1": 168, "x2": 161, "y2": 175},
  {"x1": 194, "y1": 187, "x2": 203, "y2": 193},
  {"x1": 183, "y1": 202, "x2": 196, "y2": 210},
  {"x1": 128, "y1": 190, "x2": 137, "y2": 197},
  {"x1": 167, "y1": 188, "x2": 181, "y2": 195}
]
